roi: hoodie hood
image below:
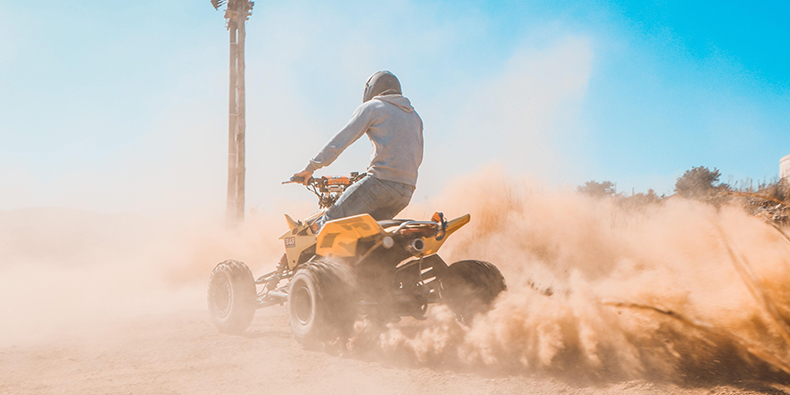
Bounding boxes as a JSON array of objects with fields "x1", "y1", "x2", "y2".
[
  {"x1": 363, "y1": 70, "x2": 402, "y2": 103},
  {"x1": 373, "y1": 94, "x2": 415, "y2": 113}
]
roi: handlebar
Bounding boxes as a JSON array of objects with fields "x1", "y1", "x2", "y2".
[
  {"x1": 283, "y1": 172, "x2": 367, "y2": 209},
  {"x1": 282, "y1": 172, "x2": 366, "y2": 187},
  {"x1": 282, "y1": 176, "x2": 315, "y2": 185}
]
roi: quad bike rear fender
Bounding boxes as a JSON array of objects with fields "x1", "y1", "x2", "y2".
[
  {"x1": 315, "y1": 213, "x2": 471, "y2": 259},
  {"x1": 420, "y1": 214, "x2": 470, "y2": 255},
  {"x1": 315, "y1": 214, "x2": 383, "y2": 258}
]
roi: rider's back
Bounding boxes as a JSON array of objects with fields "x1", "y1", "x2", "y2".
[
  {"x1": 305, "y1": 93, "x2": 423, "y2": 187},
  {"x1": 361, "y1": 95, "x2": 423, "y2": 186}
]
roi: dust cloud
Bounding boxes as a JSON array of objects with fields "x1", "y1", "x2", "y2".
[
  {"x1": 0, "y1": 207, "x2": 283, "y2": 346},
  {"x1": 3, "y1": 168, "x2": 790, "y2": 385},
  {"x1": 348, "y1": 167, "x2": 790, "y2": 383}
]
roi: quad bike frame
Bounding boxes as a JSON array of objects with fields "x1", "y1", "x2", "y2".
[{"x1": 208, "y1": 172, "x2": 506, "y2": 344}]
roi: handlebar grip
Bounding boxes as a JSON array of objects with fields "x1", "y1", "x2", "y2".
[{"x1": 282, "y1": 176, "x2": 315, "y2": 185}]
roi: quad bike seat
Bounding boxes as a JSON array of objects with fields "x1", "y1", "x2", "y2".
[{"x1": 377, "y1": 219, "x2": 412, "y2": 229}]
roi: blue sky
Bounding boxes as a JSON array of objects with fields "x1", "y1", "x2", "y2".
[{"x1": 0, "y1": 0, "x2": 788, "y2": 214}]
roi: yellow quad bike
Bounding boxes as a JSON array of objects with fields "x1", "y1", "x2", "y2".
[{"x1": 207, "y1": 172, "x2": 506, "y2": 346}]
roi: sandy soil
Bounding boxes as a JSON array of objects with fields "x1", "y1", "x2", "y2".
[
  {"x1": 1, "y1": 306, "x2": 787, "y2": 395},
  {"x1": 5, "y1": 181, "x2": 790, "y2": 395}
]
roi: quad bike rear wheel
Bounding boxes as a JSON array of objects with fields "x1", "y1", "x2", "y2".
[
  {"x1": 442, "y1": 260, "x2": 506, "y2": 322},
  {"x1": 207, "y1": 260, "x2": 256, "y2": 334},
  {"x1": 287, "y1": 259, "x2": 356, "y2": 348}
]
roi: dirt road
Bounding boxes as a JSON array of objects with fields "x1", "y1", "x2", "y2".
[{"x1": 1, "y1": 305, "x2": 786, "y2": 395}]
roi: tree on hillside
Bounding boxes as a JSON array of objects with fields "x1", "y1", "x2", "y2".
[
  {"x1": 622, "y1": 188, "x2": 663, "y2": 208},
  {"x1": 577, "y1": 180, "x2": 616, "y2": 198},
  {"x1": 674, "y1": 166, "x2": 728, "y2": 200}
]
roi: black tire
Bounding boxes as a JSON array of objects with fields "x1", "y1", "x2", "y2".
[
  {"x1": 207, "y1": 260, "x2": 256, "y2": 334},
  {"x1": 442, "y1": 260, "x2": 506, "y2": 322},
  {"x1": 287, "y1": 259, "x2": 356, "y2": 347}
]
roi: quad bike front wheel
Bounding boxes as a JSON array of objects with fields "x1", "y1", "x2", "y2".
[
  {"x1": 207, "y1": 260, "x2": 256, "y2": 334},
  {"x1": 442, "y1": 260, "x2": 506, "y2": 322},
  {"x1": 287, "y1": 259, "x2": 356, "y2": 347}
]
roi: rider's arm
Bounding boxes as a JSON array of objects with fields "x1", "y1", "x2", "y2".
[{"x1": 302, "y1": 103, "x2": 376, "y2": 173}]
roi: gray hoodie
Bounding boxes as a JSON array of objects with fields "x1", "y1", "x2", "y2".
[{"x1": 303, "y1": 95, "x2": 423, "y2": 186}]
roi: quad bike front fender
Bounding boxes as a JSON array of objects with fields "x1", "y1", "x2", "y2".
[{"x1": 280, "y1": 212, "x2": 324, "y2": 269}]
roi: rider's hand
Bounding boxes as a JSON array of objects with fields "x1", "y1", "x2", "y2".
[{"x1": 293, "y1": 170, "x2": 314, "y2": 185}]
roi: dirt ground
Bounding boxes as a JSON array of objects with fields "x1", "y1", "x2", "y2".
[
  {"x1": 5, "y1": 184, "x2": 790, "y2": 395},
  {"x1": 2, "y1": 305, "x2": 788, "y2": 395}
]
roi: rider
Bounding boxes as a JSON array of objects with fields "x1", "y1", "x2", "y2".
[{"x1": 292, "y1": 71, "x2": 423, "y2": 228}]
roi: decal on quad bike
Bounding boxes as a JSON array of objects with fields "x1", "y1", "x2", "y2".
[
  {"x1": 337, "y1": 241, "x2": 355, "y2": 255},
  {"x1": 284, "y1": 237, "x2": 296, "y2": 248},
  {"x1": 316, "y1": 214, "x2": 382, "y2": 258},
  {"x1": 320, "y1": 233, "x2": 339, "y2": 248},
  {"x1": 339, "y1": 219, "x2": 371, "y2": 232}
]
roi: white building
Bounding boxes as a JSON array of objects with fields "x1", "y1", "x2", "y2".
[{"x1": 782, "y1": 155, "x2": 790, "y2": 181}]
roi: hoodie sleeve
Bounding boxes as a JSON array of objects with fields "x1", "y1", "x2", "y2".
[{"x1": 303, "y1": 103, "x2": 375, "y2": 173}]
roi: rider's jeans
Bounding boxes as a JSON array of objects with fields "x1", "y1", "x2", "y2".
[{"x1": 317, "y1": 175, "x2": 414, "y2": 228}]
